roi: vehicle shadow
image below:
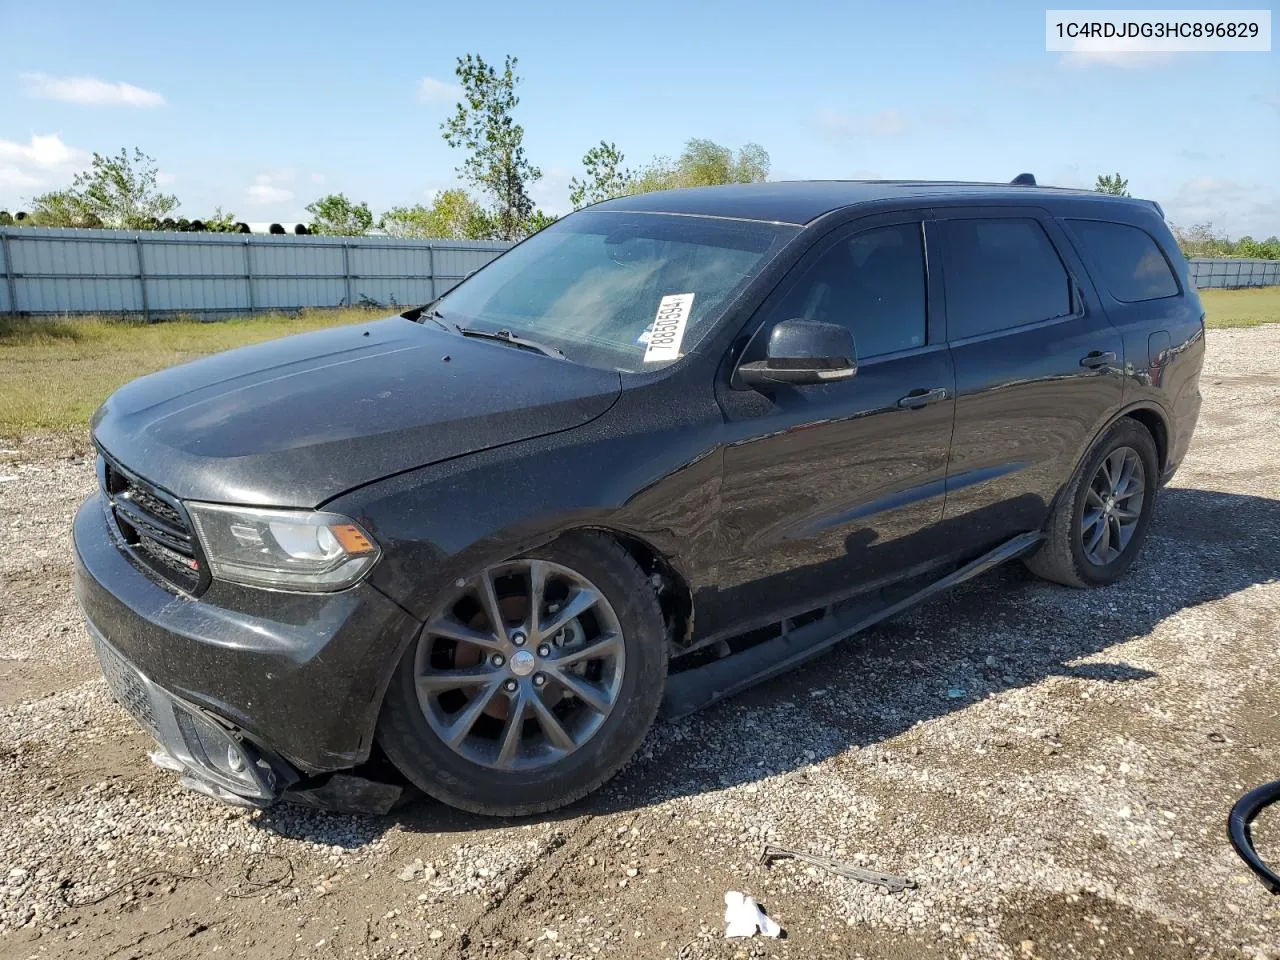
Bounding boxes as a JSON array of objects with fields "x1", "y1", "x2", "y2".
[{"x1": 255, "y1": 484, "x2": 1280, "y2": 840}]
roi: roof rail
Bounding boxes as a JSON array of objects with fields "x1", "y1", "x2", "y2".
[{"x1": 1010, "y1": 173, "x2": 1037, "y2": 186}]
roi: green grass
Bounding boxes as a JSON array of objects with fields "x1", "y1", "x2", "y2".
[
  {"x1": 1, "y1": 287, "x2": 1277, "y2": 440},
  {"x1": 0, "y1": 308, "x2": 382, "y2": 439},
  {"x1": 1199, "y1": 286, "x2": 1280, "y2": 329}
]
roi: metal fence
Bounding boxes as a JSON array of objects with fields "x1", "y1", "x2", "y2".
[
  {"x1": 0, "y1": 227, "x2": 512, "y2": 319},
  {"x1": 1187, "y1": 258, "x2": 1280, "y2": 289},
  {"x1": 1, "y1": 228, "x2": 1276, "y2": 319}
]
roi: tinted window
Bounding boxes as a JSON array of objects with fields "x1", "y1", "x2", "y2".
[
  {"x1": 1067, "y1": 219, "x2": 1179, "y2": 302},
  {"x1": 763, "y1": 223, "x2": 927, "y2": 360},
  {"x1": 942, "y1": 219, "x2": 1073, "y2": 340},
  {"x1": 436, "y1": 211, "x2": 796, "y2": 372}
]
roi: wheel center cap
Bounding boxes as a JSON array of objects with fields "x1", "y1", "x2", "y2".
[{"x1": 509, "y1": 649, "x2": 536, "y2": 677}]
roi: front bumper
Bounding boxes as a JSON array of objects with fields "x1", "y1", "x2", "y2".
[{"x1": 73, "y1": 495, "x2": 421, "y2": 802}]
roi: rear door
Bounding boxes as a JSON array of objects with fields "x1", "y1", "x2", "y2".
[
  {"x1": 706, "y1": 212, "x2": 956, "y2": 637},
  {"x1": 937, "y1": 207, "x2": 1125, "y2": 549}
]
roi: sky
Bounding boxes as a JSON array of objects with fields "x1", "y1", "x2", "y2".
[{"x1": 0, "y1": 0, "x2": 1276, "y2": 236}]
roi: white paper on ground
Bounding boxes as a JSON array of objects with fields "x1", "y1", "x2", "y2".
[{"x1": 723, "y1": 890, "x2": 782, "y2": 938}]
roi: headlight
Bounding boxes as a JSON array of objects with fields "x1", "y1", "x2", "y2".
[{"x1": 187, "y1": 503, "x2": 379, "y2": 592}]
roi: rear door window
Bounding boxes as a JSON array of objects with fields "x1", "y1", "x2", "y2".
[
  {"x1": 1065, "y1": 219, "x2": 1179, "y2": 302},
  {"x1": 941, "y1": 218, "x2": 1074, "y2": 340}
]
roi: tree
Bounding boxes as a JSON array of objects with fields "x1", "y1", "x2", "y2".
[
  {"x1": 569, "y1": 141, "x2": 632, "y2": 210},
  {"x1": 202, "y1": 207, "x2": 241, "y2": 233},
  {"x1": 441, "y1": 54, "x2": 541, "y2": 240},
  {"x1": 305, "y1": 193, "x2": 374, "y2": 235},
  {"x1": 629, "y1": 139, "x2": 771, "y2": 195},
  {"x1": 379, "y1": 189, "x2": 493, "y2": 239},
  {"x1": 1094, "y1": 172, "x2": 1130, "y2": 197},
  {"x1": 28, "y1": 148, "x2": 178, "y2": 229},
  {"x1": 27, "y1": 189, "x2": 90, "y2": 227}
]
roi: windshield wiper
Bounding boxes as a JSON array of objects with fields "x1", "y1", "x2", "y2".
[
  {"x1": 404, "y1": 306, "x2": 456, "y2": 333},
  {"x1": 458, "y1": 327, "x2": 566, "y2": 360}
]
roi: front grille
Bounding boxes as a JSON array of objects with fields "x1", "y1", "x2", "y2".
[
  {"x1": 100, "y1": 454, "x2": 203, "y2": 592},
  {"x1": 92, "y1": 631, "x2": 160, "y2": 737}
]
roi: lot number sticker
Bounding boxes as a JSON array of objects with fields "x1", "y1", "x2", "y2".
[{"x1": 643, "y1": 293, "x2": 695, "y2": 363}]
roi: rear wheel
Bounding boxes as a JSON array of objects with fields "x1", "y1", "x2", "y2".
[
  {"x1": 1024, "y1": 418, "x2": 1159, "y2": 588},
  {"x1": 377, "y1": 533, "x2": 667, "y2": 816}
]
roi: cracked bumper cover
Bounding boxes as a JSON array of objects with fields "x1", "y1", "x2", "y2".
[{"x1": 72, "y1": 496, "x2": 421, "y2": 801}]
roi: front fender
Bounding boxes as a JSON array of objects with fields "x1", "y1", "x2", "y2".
[{"x1": 325, "y1": 416, "x2": 724, "y2": 624}]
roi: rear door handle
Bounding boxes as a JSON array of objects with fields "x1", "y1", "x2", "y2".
[
  {"x1": 1080, "y1": 350, "x2": 1117, "y2": 368},
  {"x1": 897, "y1": 387, "x2": 949, "y2": 409}
]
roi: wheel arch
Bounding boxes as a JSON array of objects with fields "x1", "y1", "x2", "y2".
[
  {"x1": 1119, "y1": 404, "x2": 1169, "y2": 473},
  {"x1": 572, "y1": 525, "x2": 695, "y2": 652}
]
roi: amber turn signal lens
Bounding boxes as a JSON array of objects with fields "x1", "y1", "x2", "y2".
[{"x1": 330, "y1": 523, "x2": 375, "y2": 554}]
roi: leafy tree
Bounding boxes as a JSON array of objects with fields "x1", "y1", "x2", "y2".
[
  {"x1": 379, "y1": 189, "x2": 493, "y2": 239},
  {"x1": 441, "y1": 54, "x2": 541, "y2": 240},
  {"x1": 27, "y1": 189, "x2": 90, "y2": 227},
  {"x1": 1171, "y1": 221, "x2": 1280, "y2": 260},
  {"x1": 1094, "y1": 172, "x2": 1130, "y2": 197},
  {"x1": 305, "y1": 193, "x2": 374, "y2": 236},
  {"x1": 29, "y1": 148, "x2": 178, "y2": 229},
  {"x1": 569, "y1": 141, "x2": 632, "y2": 210},
  {"x1": 524, "y1": 209, "x2": 559, "y2": 233},
  {"x1": 203, "y1": 207, "x2": 241, "y2": 233},
  {"x1": 630, "y1": 139, "x2": 771, "y2": 194}
]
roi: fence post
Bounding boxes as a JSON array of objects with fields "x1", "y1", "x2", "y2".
[
  {"x1": 426, "y1": 242, "x2": 436, "y2": 302},
  {"x1": 0, "y1": 230, "x2": 17, "y2": 314},
  {"x1": 243, "y1": 238, "x2": 255, "y2": 314},
  {"x1": 135, "y1": 235, "x2": 151, "y2": 322},
  {"x1": 342, "y1": 242, "x2": 354, "y2": 307}
]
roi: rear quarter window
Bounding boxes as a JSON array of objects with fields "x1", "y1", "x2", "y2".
[{"x1": 1066, "y1": 219, "x2": 1179, "y2": 303}]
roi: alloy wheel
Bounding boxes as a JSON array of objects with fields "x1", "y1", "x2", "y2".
[
  {"x1": 414, "y1": 559, "x2": 625, "y2": 771},
  {"x1": 1080, "y1": 445, "x2": 1146, "y2": 566}
]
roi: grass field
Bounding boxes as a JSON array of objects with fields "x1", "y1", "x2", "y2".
[{"x1": 0, "y1": 287, "x2": 1277, "y2": 439}]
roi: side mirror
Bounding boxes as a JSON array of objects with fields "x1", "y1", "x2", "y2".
[{"x1": 736, "y1": 318, "x2": 857, "y2": 388}]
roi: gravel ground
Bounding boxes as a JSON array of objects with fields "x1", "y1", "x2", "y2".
[{"x1": 1, "y1": 327, "x2": 1278, "y2": 960}]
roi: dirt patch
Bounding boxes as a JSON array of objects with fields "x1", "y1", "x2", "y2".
[{"x1": 2, "y1": 326, "x2": 1280, "y2": 959}]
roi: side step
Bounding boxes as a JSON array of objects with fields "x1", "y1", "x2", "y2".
[{"x1": 660, "y1": 531, "x2": 1042, "y2": 720}]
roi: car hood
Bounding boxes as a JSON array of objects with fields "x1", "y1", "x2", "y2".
[{"x1": 91, "y1": 317, "x2": 622, "y2": 507}]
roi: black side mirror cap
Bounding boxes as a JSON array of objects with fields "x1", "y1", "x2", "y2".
[{"x1": 736, "y1": 318, "x2": 857, "y2": 388}]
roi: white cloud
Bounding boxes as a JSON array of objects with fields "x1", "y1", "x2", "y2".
[
  {"x1": 529, "y1": 166, "x2": 574, "y2": 217},
  {"x1": 310, "y1": 172, "x2": 326, "y2": 184},
  {"x1": 1163, "y1": 177, "x2": 1279, "y2": 238},
  {"x1": 1058, "y1": 46, "x2": 1176, "y2": 69},
  {"x1": 417, "y1": 76, "x2": 461, "y2": 105},
  {"x1": 156, "y1": 170, "x2": 177, "y2": 186},
  {"x1": 20, "y1": 72, "x2": 165, "y2": 107},
  {"x1": 0, "y1": 133, "x2": 82, "y2": 168},
  {"x1": 246, "y1": 172, "x2": 294, "y2": 204},
  {"x1": 816, "y1": 107, "x2": 907, "y2": 139},
  {"x1": 0, "y1": 133, "x2": 86, "y2": 198},
  {"x1": 0, "y1": 167, "x2": 43, "y2": 190}
]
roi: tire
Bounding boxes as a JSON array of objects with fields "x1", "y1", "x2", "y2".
[
  {"x1": 376, "y1": 532, "x2": 667, "y2": 816},
  {"x1": 1024, "y1": 418, "x2": 1160, "y2": 588}
]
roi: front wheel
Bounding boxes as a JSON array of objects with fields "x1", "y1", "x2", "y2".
[
  {"x1": 1024, "y1": 418, "x2": 1160, "y2": 588},
  {"x1": 377, "y1": 533, "x2": 667, "y2": 816}
]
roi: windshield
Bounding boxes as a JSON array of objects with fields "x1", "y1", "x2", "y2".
[{"x1": 430, "y1": 210, "x2": 798, "y2": 372}]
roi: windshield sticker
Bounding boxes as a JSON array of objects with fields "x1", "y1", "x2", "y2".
[{"x1": 642, "y1": 293, "x2": 694, "y2": 363}]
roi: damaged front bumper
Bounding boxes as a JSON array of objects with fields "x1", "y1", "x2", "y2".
[
  {"x1": 89, "y1": 623, "x2": 283, "y2": 807},
  {"x1": 72, "y1": 494, "x2": 422, "y2": 809}
]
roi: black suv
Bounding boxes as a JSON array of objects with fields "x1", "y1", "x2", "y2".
[{"x1": 74, "y1": 179, "x2": 1204, "y2": 815}]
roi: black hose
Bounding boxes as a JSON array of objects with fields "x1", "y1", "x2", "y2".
[{"x1": 1228, "y1": 779, "x2": 1280, "y2": 894}]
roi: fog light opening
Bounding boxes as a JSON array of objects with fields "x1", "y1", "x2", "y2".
[{"x1": 226, "y1": 743, "x2": 246, "y2": 774}]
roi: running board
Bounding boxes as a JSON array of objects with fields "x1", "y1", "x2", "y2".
[{"x1": 660, "y1": 531, "x2": 1042, "y2": 720}]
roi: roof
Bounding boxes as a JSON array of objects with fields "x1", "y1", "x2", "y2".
[{"x1": 593, "y1": 180, "x2": 1148, "y2": 226}]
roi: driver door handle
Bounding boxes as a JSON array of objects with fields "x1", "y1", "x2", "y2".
[{"x1": 897, "y1": 387, "x2": 949, "y2": 410}]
